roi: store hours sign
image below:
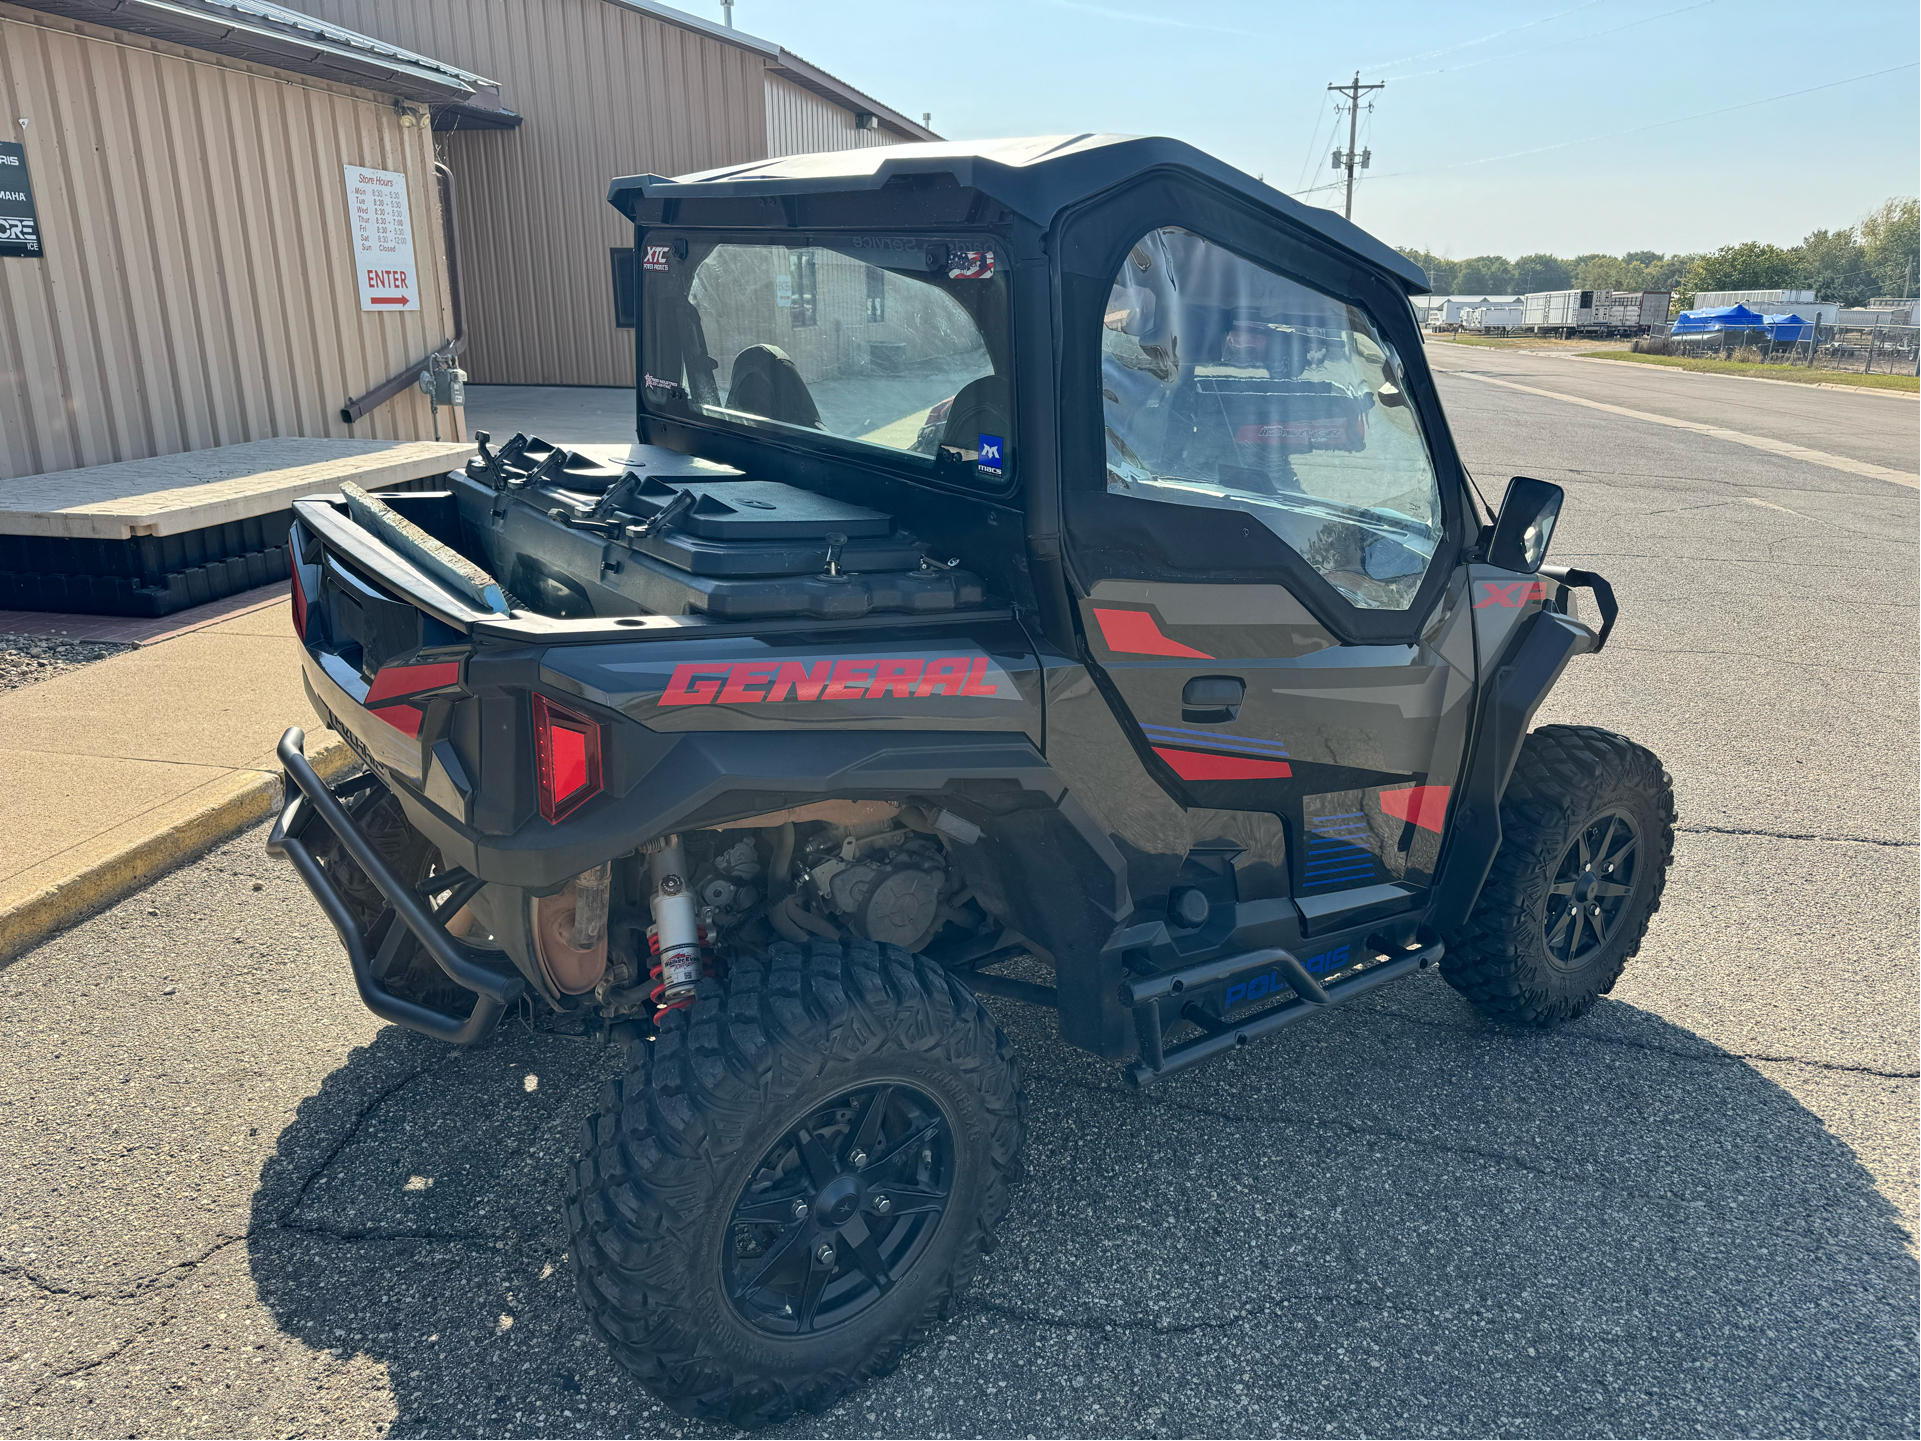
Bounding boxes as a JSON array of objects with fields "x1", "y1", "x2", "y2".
[
  {"x1": 344, "y1": 164, "x2": 419, "y2": 310},
  {"x1": 0, "y1": 141, "x2": 44, "y2": 259}
]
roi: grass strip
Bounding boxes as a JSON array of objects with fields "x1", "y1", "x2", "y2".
[{"x1": 1576, "y1": 351, "x2": 1919, "y2": 392}]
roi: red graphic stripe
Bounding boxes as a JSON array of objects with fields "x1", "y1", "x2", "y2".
[
  {"x1": 375, "y1": 703, "x2": 423, "y2": 737},
  {"x1": 1091, "y1": 608, "x2": 1214, "y2": 659},
  {"x1": 1379, "y1": 784, "x2": 1451, "y2": 832},
  {"x1": 365, "y1": 660, "x2": 461, "y2": 706},
  {"x1": 370, "y1": 296, "x2": 410, "y2": 305},
  {"x1": 1153, "y1": 747, "x2": 1292, "y2": 781}
]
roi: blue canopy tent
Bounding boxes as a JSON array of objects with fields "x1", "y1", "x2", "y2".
[
  {"x1": 1671, "y1": 304, "x2": 1765, "y2": 334},
  {"x1": 1762, "y1": 313, "x2": 1811, "y2": 342}
]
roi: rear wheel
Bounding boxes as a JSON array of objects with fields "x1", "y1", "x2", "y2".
[
  {"x1": 1442, "y1": 724, "x2": 1675, "y2": 1026},
  {"x1": 565, "y1": 939, "x2": 1026, "y2": 1426}
]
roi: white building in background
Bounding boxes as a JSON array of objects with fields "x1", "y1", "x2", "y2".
[{"x1": 1414, "y1": 295, "x2": 1524, "y2": 327}]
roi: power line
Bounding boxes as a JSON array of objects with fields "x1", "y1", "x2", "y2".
[
  {"x1": 1293, "y1": 91, "x2": 1333, "y2": 195},
  {"x1": 1291, "y1": 61, "x2": 1919, "y2": 198},
  {"x1": 1327, "y1": 73, "x2": 1385, "y2": 220}
]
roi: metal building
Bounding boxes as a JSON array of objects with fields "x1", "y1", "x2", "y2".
[
  {"x1": 0, "y1": 0, "x2": 475, "y2": 481},
  {"x1": 286, "y1": 0, "x2": 938, "y2": 387}
]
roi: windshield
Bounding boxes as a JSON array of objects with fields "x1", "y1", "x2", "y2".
[
  {"x1": 640, "y1": 234, "x2": 1014, "y2": 485},
  {"x1": 1103, "y1": 227, "x2": 1444, "y2": 609}
]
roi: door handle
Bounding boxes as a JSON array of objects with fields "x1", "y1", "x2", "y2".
[{"x1": 1182, "y1": 675, "x2": 1245, "y2": 723}]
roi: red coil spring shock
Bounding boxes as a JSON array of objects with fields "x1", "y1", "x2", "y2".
[{"x1": 646, "y1": 921, "x2": 713, "y2": 1023}]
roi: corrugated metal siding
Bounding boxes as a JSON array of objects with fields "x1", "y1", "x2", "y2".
[
  {"x1": 294, "y1": 0, "x2": 771, "y2": 387},
  {"x1": 764, "y1": 72, "x2": 904, "y2": 159},
  {"x1": 0, "y1": 4, "x2": 455, "y2": 481}
]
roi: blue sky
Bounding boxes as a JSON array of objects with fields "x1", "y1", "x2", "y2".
[{"x1": 700, "y1": 0, "x2": 1919, "y2": 260}]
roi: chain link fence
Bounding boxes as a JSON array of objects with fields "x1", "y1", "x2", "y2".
[{"x1": 1636, "y1": 322, "x2": 1919, "y2": 377}]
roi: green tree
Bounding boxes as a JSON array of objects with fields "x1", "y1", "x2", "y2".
[
  {"x1": 1575, "y1": 255, "x2": 1628, "y2": 290},
  {"x1": 1622, "y1": 250, "x2": 1663, "y2": 267},
  {"x1": 1513, "y1": 252, "x2": 1571, "y2": 291},
  {"x1": 1395, "y1": 246, "x2": 1458, "y2": 293},
  {"x1": 1793, "y1": 227, "x2": 1873, "y2": 307},
  {"x1": 1678, "y1": 242, "x2": 1802, "y2": 305},
  {"x1": 1453, "y1": 255, "x2": 1517, "y2": 293},
  {"x1": 1860, "y1": 197, "x2": 1919, "y2": 298}
]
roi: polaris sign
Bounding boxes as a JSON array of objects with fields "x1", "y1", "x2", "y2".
[{"x1": 0, "y1": 142, "x2": 43, "y2": 259}]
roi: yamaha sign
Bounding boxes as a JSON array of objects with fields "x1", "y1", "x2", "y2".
[{"x1": 0, "y1": 141, "x2": 42, "y2": 259}]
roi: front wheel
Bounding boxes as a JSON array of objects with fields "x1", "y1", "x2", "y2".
[
  {"x1": 564, "y1": 939, "x2": 1026, "y2": 1426},
  {"x1": 1442, "y1": 724, "x2": 1675, "y2": 1026}
]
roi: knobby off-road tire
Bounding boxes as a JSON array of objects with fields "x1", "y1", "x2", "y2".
[
  {"x1": 565, "y1": 938, "x2": 1027, "y2": 1426},
  {"x1": 1443, "y1": 724, "x2": 1675, "y2": 1026}
]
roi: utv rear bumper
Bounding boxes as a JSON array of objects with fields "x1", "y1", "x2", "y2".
[{"x1": 267, "y1": 727, "x2": 526, "y2": 1044}]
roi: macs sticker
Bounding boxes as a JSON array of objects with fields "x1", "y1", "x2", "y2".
[{"x1": 977, "y1": 434, "x2": 1005, "y2": 478}]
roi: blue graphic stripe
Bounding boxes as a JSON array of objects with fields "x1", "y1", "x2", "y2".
[{"x1": 1139, "y1": 723, "x2": 1290, "y2": 758}]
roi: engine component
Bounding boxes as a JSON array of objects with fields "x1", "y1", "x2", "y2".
[
  {"x1": 531, "y1": 865, "x2": 612, "y2": 995},
  {"x1": 807, "y1": 825, "x2": 951, "y2": 952}
]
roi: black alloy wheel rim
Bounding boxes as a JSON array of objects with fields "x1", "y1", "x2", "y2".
[
  {"x1": 721, "y1": 1082, "x2": 955, "y2": 1337},
  {"x1": 1544, "y1": 808, "x2": 1640, "y2": 969}
]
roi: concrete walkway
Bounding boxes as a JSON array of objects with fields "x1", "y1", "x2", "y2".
[{"x1": 0, "y1": 589, "x2": 348, "y2": 962}]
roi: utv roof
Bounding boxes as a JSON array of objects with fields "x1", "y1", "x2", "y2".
[{"x1": 607, "y1": 134, "x2": 1430, "y2": 294}]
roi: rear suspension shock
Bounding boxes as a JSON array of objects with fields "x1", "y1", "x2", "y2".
[{"x1": 646, "y1": 836, "x2": 708, "y2": 1022}]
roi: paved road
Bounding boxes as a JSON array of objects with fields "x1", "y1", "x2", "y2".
[{"x1": 4, "y1": 357, "x2": 1916, "y2": 1438}]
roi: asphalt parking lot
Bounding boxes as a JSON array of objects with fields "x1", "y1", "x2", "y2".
[{"x1": 3, "y1": 353, "x2": 1916, "y2": 1438}]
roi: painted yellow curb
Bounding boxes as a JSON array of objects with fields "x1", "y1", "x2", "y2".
[{"x1": 0, "y1": 734, "x2": 355, "y2": 965}]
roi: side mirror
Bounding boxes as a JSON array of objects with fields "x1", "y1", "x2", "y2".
[{"x1": 1488, "y1": 476, "x2": 1564, "y2": 573}]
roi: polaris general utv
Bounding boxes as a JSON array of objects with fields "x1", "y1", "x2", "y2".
[{"x1": 268, "y1": 136, "x2": 1673, "y2": 1424}]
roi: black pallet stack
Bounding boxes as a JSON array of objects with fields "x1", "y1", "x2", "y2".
[{"x1": 0, "y1": 477, "x2": 448, "y2": 617}]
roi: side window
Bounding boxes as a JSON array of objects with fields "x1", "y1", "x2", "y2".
[{"x1": 1102, "y1": 227, "x2": 1444, "y2": 610}]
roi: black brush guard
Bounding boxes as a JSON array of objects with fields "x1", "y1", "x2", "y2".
[{"x1": 267, "y1": 727, "x2": 525, "y2": 1044}]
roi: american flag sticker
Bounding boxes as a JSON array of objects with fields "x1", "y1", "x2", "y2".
[{"x1": 947, "y1": 250, "x2": 996, "y2": 280}]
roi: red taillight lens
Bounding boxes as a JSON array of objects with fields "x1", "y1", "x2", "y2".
[
  {"x1": 290, "y1": 548, "x2": 308, "y2": 638},
  {"x1": 533, "y1": 693, "x2": 602, "y2": 823}
]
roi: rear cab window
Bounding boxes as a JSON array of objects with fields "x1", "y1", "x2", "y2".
[{"x1": 640, "y1": 233, "x2": 1015, "y2": 491}]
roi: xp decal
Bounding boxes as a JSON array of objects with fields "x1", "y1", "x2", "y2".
[{"x1": 658, "y1": 652, "x2": 1017, "y2": 706}]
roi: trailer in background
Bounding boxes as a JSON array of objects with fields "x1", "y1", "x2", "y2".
[
  {"x1": 1692, "y1": 290, "x2": 1839, "y2": 325},
  {"x1": 1594, "y1": 291, "x2": 1672, "y2": 331},
  {"x1": 1461, "y1": 303, "x2": 1526, "y2": 331},
  {"x1": 1520, "y1": 288, "x2": 1668, "y2": 335},
  {"x1": 1523, "y1": 289, "x2": 1595, "y2": 331}
]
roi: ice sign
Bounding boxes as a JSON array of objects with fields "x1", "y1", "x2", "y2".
[{"x1": 344, "y1": 164, "x2": 419, "y2": 311}]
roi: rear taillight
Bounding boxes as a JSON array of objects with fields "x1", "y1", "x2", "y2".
[
  {"x1": 290, "y1": 548, "x2": 308, "y2": 638},
  {"x1": 533, "y1": 693, "x2": 603, "y2": 824}
]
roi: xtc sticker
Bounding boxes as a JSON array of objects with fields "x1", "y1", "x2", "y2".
[
  {"x1": 977, "y1": 434, "x2": 1005, "y2": 478},
  {"x1": 658, "y1": 653, "x2": 1016, "y2": 706},
  {"x1": 1474, "y1": 580, "x2": 1550, "y2": 609},
  {"x1": 947, "y1": 250, "x2": 996, "y2": 280},
  {"x1": 642, "y1": 243, "x2": 672, "y2": 271}
]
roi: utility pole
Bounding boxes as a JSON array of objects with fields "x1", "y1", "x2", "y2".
[{"x1": 1327, "y1": 72, "x2": 1385, "y2": 221}]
